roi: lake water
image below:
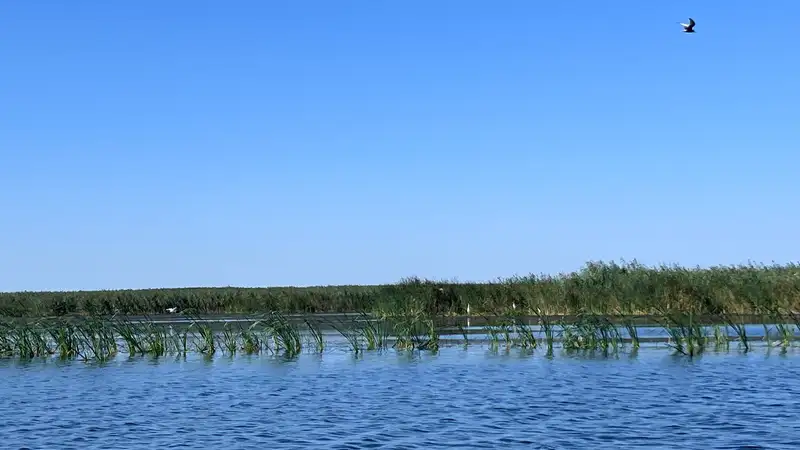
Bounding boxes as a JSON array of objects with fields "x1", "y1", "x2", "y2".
[{"x1": 2, "y1": 345, "x2": 800, "y2": 449}]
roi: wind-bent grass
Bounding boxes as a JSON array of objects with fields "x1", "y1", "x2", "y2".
[
  {"x1": 482, "y1": 318, "x2": 503, "y2": 351},
  {"x1": 359, "y1": 313, "x2": 389, "y2": 351},
  {"x1": 303, "y1": 317, "x2": 325, "y2": 354},
  {"x1": 48, "y1": 319, "x2": 80, "y2": 359},
  {"x1": 561, "y1": 313, "x2": 621, "y2": 355},
  {"x1": 328, "y1": 317, "x2": 364, "y2": 354},
  {"x1": 614, "y1": 308, "x2": 640, "y2": 350},
  {"x1": 190, "y1": 320, "x2": 216, "y2": 356},
  {"x1": 220, "y1": 322, "x2": 238, "y2": 355},
  {"x1": 456, "y1": 323, "x2": 469, "y2": 346},
  {"x1": 532, "y1": 308, "x2": 555, "y2": 356},
  {"x1": 506, "y1": 313, "x2": 537, "y2": 349},
  {"x1": 11, "y1": 320, "x2": 52, "y2": 359},
  {"x1": 6, "y1": 303, "x2": 800, "y2": 363},
  {"x1": 239, "y1": 320, "x2": 265, "y2": 355},
  {"x1": 718, "y1": 311, "x2": 750, "y2": 352},
  {"x1": 765, "y1": 306, "x2": 795, "y2": 349},
  {"x1": 75, "y1": 318, "x2": 117, "y2": 362},
  {"x1": 712, "y1": 324, "x2": 729, "y2": 350},
  {"x1": 388, "y1": 304, "x2": 439, "y2": 352},
  {"x1": 656, "y1": 311, "x2": 706, "y2": 357},
  {"x1": 265, "y1": 312, "x2": 302, "y2": 357}
]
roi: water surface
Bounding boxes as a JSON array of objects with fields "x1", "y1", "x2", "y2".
[{"x1": 2, "y1": 347, "x2": 800, "y2": 449}]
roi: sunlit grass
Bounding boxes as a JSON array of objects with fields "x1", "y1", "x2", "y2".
[{"x1": 4, "y1": 261, "x2": 800, "y2": 319}]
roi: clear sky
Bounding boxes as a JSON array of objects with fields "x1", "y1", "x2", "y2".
[{"x1": 1, "y1": 1, "x2": 798, "y2": 292}]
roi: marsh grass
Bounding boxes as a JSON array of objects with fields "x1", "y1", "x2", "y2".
[
  {"x1": 6, "y1": 261, "x2": 800, "y2": 320},
  {"x1": 265, "y1": 312, "x2": 302, "y2": 357},
  {"x1": 765, "y1": 307, "x2": 795, "y2": 348},
  {"x1": 189, "y1": 319, "x2": 216, "y2": 356},
  {"x1": 718, "y1": 311, "x2": 750, "y2": 352},
  {"x1": 712, "y1": 324, "x2": 730, "y2": 350},
  {"x1": 456, "y1": 323, "x2": 469, "y2": 346},
  {"x1": 561, "y1": 313, "x2": 621, "y2": 355},
  {"x1": 482, "y1": 317, "x2": 503, "y2": 351},
  {"x1": 220, "y1": 322, "x2": 239, "y2": 355},
  {"x1": 303, "y1": 317, "x2": 325, "y2": 354},
  {"x1": 329, "y1": 319, "x2": 362, "y2": 354},
  {"x1": 532, "y1": 308, "x2": 555, "y2": 356},
  {"x1": 359, "y1": 313, "x2": 389, "y2": 351},
  {"x1": 48, "y1": 319, "x2": 80, "y2": 359},
  {"x1": 614, "y1": 308, "x2": 640, "y2": 350},
  {"x1": 505, "y1": 312, "x2": 537, "y2": 349},
  {"x1": 75, "y1": 318, "x2": 117, "y2": 362},
  {"x1": 388, "y1": 304, "x2": 439, "y2": 352},
  {"x1": 656, "y1": 311, "x2": 706, "y2": 357},
  {"x1": 239, "y1": 320, "x2": 265, "y2": 355},
  {"x1": 5, "y1": 303, "x2": 800, "y2": 362},
  {"x1": 11, "y1": 320, "x2": 52, "y2": 359}
]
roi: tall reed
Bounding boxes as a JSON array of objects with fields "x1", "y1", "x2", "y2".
[{"x1": 5, "y1": 261, "x2": 800, "y2": 318}]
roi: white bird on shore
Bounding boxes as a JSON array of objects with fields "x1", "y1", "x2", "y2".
[
  {"x1": 166, "y1": 307, "x2": 178, "y2": 314},
  {"x1": 679, "y1": 18, "x2": 696, "y2": 33}
]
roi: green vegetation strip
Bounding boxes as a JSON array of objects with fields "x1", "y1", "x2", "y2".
[
  {"x1": 3, "y1": 261, "x2": 800, "y2": 319},
  {"x1": 1, "y1": 307, "x2": 799, "y2": 362}
]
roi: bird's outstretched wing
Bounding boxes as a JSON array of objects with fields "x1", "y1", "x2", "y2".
[{"x1": 688, "y1": 18, "x2": 695, "y2": 27}]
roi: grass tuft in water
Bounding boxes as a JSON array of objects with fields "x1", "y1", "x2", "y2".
[
  {"x1": 718, "y1": 310, "x2": 749, "y2": 352},
  {"x1": 265, "y1": 312, "x2": 302, "y2": 357},
  {"x1": 562, "y1": 312, "x2": 621, "y2": 355},
  {"x1": 303, "y1": 317, "x2": 325, "y2": 354},
  {"x1": 532, "y1": 308, "x2": 555, "y2": 356}
]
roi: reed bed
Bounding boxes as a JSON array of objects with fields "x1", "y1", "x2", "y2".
[
  {"x1": 4, "y1": 261, "x2": 800, "y2": 319},
  {"x1": 0, "y1": 307, "x2": 799, "y2": 362}
]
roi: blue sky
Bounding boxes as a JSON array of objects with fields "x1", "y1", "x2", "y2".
[{"x1": 1, "y1": 1, "x2": 798, "y2": 291}]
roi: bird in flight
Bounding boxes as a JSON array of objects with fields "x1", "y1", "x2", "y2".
[{"x1": 680, "y1": 18, "x2": 696, "y2": 33}]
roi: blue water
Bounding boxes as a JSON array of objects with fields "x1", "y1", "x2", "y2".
[{"x1": 2, "y1": 347, "x2": 800, "y2": 449}]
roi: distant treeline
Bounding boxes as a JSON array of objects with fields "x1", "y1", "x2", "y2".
[{"x1": 2, "y1": 261, "x2": 800, "y2": 318}]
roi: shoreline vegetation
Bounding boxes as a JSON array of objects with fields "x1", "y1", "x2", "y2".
[
  {"x1": 2, "y1": 261, "x2": 799, "y2": 319},
  {"x1": 2, "y1": 260, "x2": 800, "y2": 360}
]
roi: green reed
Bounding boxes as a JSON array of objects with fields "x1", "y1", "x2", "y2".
[
  {"x1": 75, "y1": 318, "x2": 118, "y2": 362},
  {"x1": 532, "y1": 308, "x2": 555, "y2": 356},
  {"x1": 10, "y1": 320, "x2": 52, "y2": 358},
  {"x1": 388, "y1": 304, "x2": 439, "y2": 352},
  {"x1": 718, "y1": 310, "x2": 750, "y2": 352},
  {"x1": 303, "y1": 317, "x2": 325, "y2": 354},
  {"x1": 220, "y1": 322, "x2": 239, "y2": 355},
  {"x1": 712, "y1": 324, "x2": 730, "y2": 350},
  {"x1": 456, "y1": 323, "x2": 469, "y2": 346},
  {"x1": 765, "y1": 306, "x2": 795, "y2": 348},
  {"x1": 359, "y1": 313, "x2": 389, "y2": 351},
  {"x1": 561, "y1": 313, "x2": 621, "y2": 354},
  {"x1": 190, "y1": 320, "x2": 216, "y2": 356},
  {"x1": 614, "y1": 309, "x2": 640, "y2": 350},
  {"x1": 5, "y1": 261, "x2": 800, "y2": 319},
  {"x1": 656, "y1": 311, "x2": 706, "y2": 357},
  {"x1": 329, "y1": 317, "x2": 364, "y2": 354},
  {"x1": 47, "y1": 319, "x2": 80, "y2": 359},
  {"x1": 506, "y1": 313, "x2": 537, "y2": 349},
  {"x1": 239, "y1": 320, "x2": 265, "y2": 355},
  {"x1": 265, "y1": 312, "x2": 302, "y2": 357}
]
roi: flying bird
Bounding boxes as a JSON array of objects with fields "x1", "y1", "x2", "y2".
[{"x1": 680, "y1": 18, "x2": 696, "y2": 33}]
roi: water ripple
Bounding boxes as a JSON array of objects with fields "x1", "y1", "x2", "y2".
[{"x1": 1, "y1": 349, "x2": 800, "y2": 448}]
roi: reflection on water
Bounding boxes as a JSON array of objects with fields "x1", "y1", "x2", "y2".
[{"x1": 2, "y1": 348, "x2": 800, "y2": 449}]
